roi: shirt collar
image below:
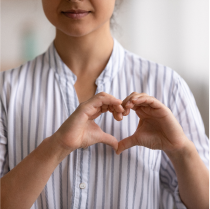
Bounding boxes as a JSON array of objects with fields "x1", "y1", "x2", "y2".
[{"x1": 45, "y1": 38, "x2": 125, "y2": 86}]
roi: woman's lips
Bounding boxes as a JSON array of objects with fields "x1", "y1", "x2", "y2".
[{"x1": 62, "y1": 10, "x2": 90, "y2": 19}]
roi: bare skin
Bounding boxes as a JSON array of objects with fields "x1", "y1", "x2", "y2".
[
  {"x1": 1, "y1": 0, "x2": 117, "y2": 207},
  {"x1": 54, "y1": 24, "x2": 114, "y2": 103},
  {"x1": 1, "y1": 93, "x2": 124, "y2": 209},
  {"x1": 43, "y1": 0, "x2": 115, "y2": 103},
  {"x1": 1, "y1": 0, "x2": 209, "y2": 208},
  {"x1": 117, "y1": 92, "x2": 209, "y2": 209}
]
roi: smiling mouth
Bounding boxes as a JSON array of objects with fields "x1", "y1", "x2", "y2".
[{"x1": 62, "y1": 10, "x2": 91, "y2": 19}]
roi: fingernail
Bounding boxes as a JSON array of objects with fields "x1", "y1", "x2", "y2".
[
  {"x1": 132, "y1": 97, "x2": 138, "y2": 101},
  {"x1": 116, "y1": 150, "x2": 120, "y2": 155},
  {"x1": 126, "y1": 109, "x2": 129, "y2": 115},
  {"x1": 126, "y1": 101, "x2": 131, "y2": 107}
]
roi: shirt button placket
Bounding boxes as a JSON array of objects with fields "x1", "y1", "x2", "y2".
[
  {"x1": 79, "y1": 183, "x2": 86, "y2": 189},
  {"x1": 80, "y1": 148, "x2": 90, "y2": 207}
]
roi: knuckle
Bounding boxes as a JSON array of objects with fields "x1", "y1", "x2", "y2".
[
  {"x1": 121, "y1": 140, "x2": 126, "y2": 150},
  {"x1": 131, "y1": 92, "x2": 138, "y2": 95},
  {"x1": 98, "y1": 92, "x2": 106, "y2": 97},
  {"x1": 96, "y1": 92, "x2": 107, "y2": 100}
]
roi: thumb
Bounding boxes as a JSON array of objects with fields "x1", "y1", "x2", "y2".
[
  {"x1": 100, "y1": 132, "x2": 119, "y2": 151},
  {"x1": 116, "y1": 135, "x2": 138, "y2": 155}
]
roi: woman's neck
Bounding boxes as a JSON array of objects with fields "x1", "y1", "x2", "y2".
[{"x1": 54, "y1": 22, "x2": 114, "y2": 78}]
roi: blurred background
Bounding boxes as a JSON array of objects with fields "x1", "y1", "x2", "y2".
[{"x1": 1, "y1": 0, "x2": 209, "y2": 136}]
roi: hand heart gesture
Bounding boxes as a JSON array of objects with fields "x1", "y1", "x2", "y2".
[
  {"x1": 53, "y1": 92, "x2": 124, "y2": 152},
  {"x1": 53, "y1": 92, "x2": 187, "y2": 155},
  {"x1": 117, "y1": 92, "x2": 187, "y2": 155}
]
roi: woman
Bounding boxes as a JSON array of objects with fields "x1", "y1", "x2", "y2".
[{"x1": 0, "y1": 0, "x2": 209, "y2": 208}]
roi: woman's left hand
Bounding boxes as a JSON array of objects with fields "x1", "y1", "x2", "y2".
[{"x1": 116, "y1": 92, "x2": 188, "y2": 155}]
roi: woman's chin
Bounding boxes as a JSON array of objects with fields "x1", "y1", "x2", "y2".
[{"x1": 57, "y1": 27, "x2": 99, "y2": 39}]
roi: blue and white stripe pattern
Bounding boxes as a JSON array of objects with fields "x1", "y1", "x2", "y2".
[{"x1": 0, "y1": 38, "x2": 209, "y2": 209}]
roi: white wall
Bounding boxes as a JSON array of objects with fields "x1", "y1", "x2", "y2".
[
  {"x1": 113, "y1": 0, "x2": 209, "y2": 136},
  {"x1": 1, "y1": 0, "x2": 55, "y2": 69},
  {"x1": 1, "y1": 0, "x2": 209, "y2": 136}
]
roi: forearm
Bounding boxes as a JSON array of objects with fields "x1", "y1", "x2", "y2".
[
  {"x1": 166, "y1": 139, "x2": 209, "y2": 209},
  {"x1": 1, "y1": 136, "x2": 72, "y2": 209}
]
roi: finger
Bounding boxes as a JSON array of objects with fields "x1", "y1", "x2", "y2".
[
  {"x1": 122, "y1": 108, "x2": 130, "y2": 116},
  {"x1": 89, "y1": 109, "x2": 103, "y2": 120},
  {"x1": 116, "y1": 135, "x2": 138, "y2": 155},
  {"x1": 109, "y1": 105, "x2": 114, "y2": 112},
  {"x1": 122, "y1": 92, "x2": 139, "y2": 107},
  {"x1": 100, "y1": 132, "x2": 119, "y2": 151},
  {"x1": 131, "y1": 103, "x2": 150, "y2": 112},
  {"x1": 91, "y1": 92, "x2": 122, "y2": 107},
  {"x1": 81, "y1": 92, "x2": 122, "y2": 117},
  {"x1": 101, "y1": 104, "x2": 109, "y2": 113},
  {"x1": 124, "y1": 101, "x2": 135, "y2": 109},
  {"x1": 122, "y1": 92, "x2": 148, "y2": 108},
  {"x1": 108, "y1": 107, "x2": 113, "y2": 113},
  {"x1": 113, "y1": 110, "x2": 123, "y2": 121},
  {"x1": 131, "y1": 97, "x2": 171, "y2": 119},
  {"x1": 131, "y1": 96, "x2": 164, "y2": 109},
  {"x1": 85, "y1": 92, "x2": 122, "y2": 108},
  {"x1": 113, "y1": 104, "x2": 124, "y2": 113}
]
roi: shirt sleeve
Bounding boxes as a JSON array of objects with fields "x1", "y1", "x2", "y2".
[
  {"x1": 159, "y1": 75, "x2": 209, "y2": 209},
  {"x1": 0, "y1": 73, "x2": 9, "y2": 178}
]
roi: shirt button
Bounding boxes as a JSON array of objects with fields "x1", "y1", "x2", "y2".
[{"x1": 79, "y1": 183, "x2": 86, "y2": 189}]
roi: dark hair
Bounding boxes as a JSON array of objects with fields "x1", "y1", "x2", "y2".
[{"x1": 110, "y1": 0, "x2": 123, "y2": 31}]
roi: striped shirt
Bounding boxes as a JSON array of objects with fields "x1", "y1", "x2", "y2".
[{"x1": 0, "y1": 38, "x2": 209, "y2": 209}]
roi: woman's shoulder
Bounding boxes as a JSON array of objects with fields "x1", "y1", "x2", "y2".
[
  {"x1": 0, "y1": 52, "x2": 49, "y2": 104},
  {"x1": 0, "y1": 52, "x2": 47, "y2": 87},
  {"x1": 123, "y1": 47, "x2": 181, "y2": 83}
]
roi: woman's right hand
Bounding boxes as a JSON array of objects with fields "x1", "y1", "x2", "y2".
[
  {"x1": 2, "y1": 93, "x2": 124, "y2": 209},
  {"x1": 51, "y1": 92, "x2": 124, "y2": 153}
]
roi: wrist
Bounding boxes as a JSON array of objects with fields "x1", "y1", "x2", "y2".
[
  {"x1": 43, "y1": 135, "x2": 74, "y2": 164},
  {"x1": 165, "y1": 138, "x2": 196, "y2": 162}
]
